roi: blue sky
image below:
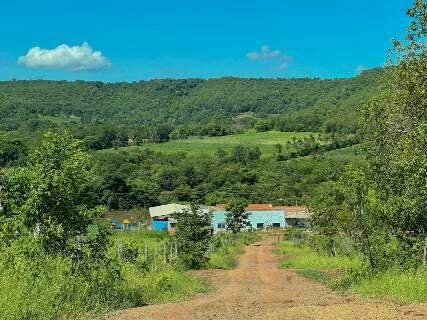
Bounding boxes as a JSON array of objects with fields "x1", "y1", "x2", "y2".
[{"x1": 0, "y1": 0, "x2": 413, "y2": 81}]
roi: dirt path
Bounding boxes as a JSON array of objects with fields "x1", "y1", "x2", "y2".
[{"x1": 107, "y1": 239, "x2": 427, "y2": 320}]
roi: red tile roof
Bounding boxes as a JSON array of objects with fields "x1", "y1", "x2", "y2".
[
  {"x1": 245, "y1": 203, "x2": 274, "y2": 210},
  {"x1": 274, "y1": 206, "x2": 307, "y2": 213},
  {"x1": 214, "y1": 203, "x2": 282, "y2": 211}
]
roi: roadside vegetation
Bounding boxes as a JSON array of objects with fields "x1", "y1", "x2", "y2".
[
  {"x1": 281, "y1": 0, "x2": 427, "y2": 305},
  {"x1": 277, "y1": 228, "x2": 427, "y2": 303},
  {"x1": 0, "y1": 132, "x2": 247, "y2": 320},
  {"x1": 209, "y1": 232, "x2": 259, "y2": 269}
]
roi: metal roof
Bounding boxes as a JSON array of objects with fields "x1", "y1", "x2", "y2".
[
  {"x1": 149, "y1": 203, "x2": 211, "y2": 218},
  {"x1": 149, "y1": 203, "x2": 189, "y2": 218},
  {"x1": 278, "y1": 206, "x2": 311, "y2": 219}
]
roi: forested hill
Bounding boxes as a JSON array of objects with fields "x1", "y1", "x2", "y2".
[{"x1": 0, "y1": 68, "x2": 382, "y2": 135}]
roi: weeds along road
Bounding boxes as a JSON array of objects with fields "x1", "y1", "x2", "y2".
[{"x1": 106, "y1": 239, "x2": 427, "y2": 320}]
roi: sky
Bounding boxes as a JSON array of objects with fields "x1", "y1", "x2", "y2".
[{"x1": 0, "y1": 0, "x2": 414, "y2": 82}]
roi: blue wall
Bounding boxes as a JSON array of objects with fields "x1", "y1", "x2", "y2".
[
  {"x1": 152, "y1": 220, "x2": 168, "y2": 231},
  {"x1": 212, "y1": 210, "x2": 286, "y2": 232}
]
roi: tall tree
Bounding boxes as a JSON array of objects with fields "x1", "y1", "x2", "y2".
[
  {"x1": 175, "y1": 203, "x2": 212, "y2": 269},
  {"x1": 361, "y1": 0, "x2": 427, "y2": 255},
  {"x1": 1, "y1": 131, "x2": 101, "y2": 254},
  {"x1": 225, "y1": 198, "x2": 250, "y2": 233}
]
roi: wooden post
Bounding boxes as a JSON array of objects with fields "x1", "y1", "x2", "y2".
[
  {"x1": 163, "y1": 244, "x2": 167, "y2": 265},
  {"x1": 117, "y1": 241, "x2": 123, "y2": 260}
]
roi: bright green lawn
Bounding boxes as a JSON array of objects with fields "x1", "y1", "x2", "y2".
[{"x1": 105, "y1": 130, "x2": 316, "y2": 157}]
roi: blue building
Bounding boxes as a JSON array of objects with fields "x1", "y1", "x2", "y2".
[
  {"x1": 149, "y1": 203, "x2": 188, "y2": 233},
  {"x1": 212, "y1": 204, "x2": 287, "y2": 232}
]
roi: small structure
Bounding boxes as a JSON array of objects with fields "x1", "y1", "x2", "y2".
[
  {"x1": 281, "y1": 206, "x2": 311, "y2": 227},
  {"x1": 212, "y1": 203, "x2": 287, "y2": 233},
  {"x1": 122, "y1": 219, "x2": 130, "y2": 230},
  {"x1": 149, "y1": 203, "x2": 189, "y2": 232}
]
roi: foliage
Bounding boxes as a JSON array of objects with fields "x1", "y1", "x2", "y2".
[
  {"x1": 0, "y1": 70, "x2": 382, "y2": 152},
  {"x1": 0, "y1": 138, "x2": 28, "y2": 167},
  {"x1": 1, "y1": 131, "x2": 102, "y2": 254},
  {"x1": 349, "y1": 268, "x2": 427, "y2": 304},
  {"x1": 209, "y1": 232, "x2": 258, "y2": 269},
  {"x1": 224, "y1": 198, "x2": 250, "y2": 233},
  {"x1": 277, "y1": 240, "x2": 361, "y2": 270},
  {"x1": 277, "y1": 238, "x2": 427, "y2": 304},
  {"x1": 174, "y1": 203, "x2": 212, "y2": 269},
  {"x1": 309, "y1": 1, "x2": 427, "y2": 271}
]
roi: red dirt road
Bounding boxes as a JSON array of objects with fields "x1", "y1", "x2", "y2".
[{"x1": 106, "y1": 240, "x2": 427, "y2": 320}]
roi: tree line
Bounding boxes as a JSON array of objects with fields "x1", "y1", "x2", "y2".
[{"x1": 309, "y1": 1, "x2": 427, "y2": 271}]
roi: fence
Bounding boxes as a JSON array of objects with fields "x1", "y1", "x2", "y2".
[{"x1": 115, "y1": 232, "x2": 240, "y2": 266}]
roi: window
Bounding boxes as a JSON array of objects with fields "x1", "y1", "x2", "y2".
[
  {"x1": 256, "y1": 223, "x2": 264, "y2": 229},
  {"x1": 272, "y1": 223, "x2": 281, "y2": 228},
  {"x1": 217, "y1": 222, "x2": 226, "y2": 229}
]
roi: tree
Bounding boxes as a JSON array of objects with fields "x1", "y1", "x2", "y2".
[
  {"x1": 274, "y1": 144, "x2": 284, "y2": 161},
  {"x1": 174, "y1": 203, "x2": 212, "y2": 269},
  {"x1": 360, "y1": 0, "x2": 427, "y2": 265},
  {"x1": 310, "y1": 1, "x2": 427, "y2": 269},
  {"x1": 248, "y1": 146, "x2": 261, "y2": 161},
  {"x1": 1, "y1": 131, "x2": 101, "y2": 254},
  {"x1": 231, "y1": 146, "x2": 248, "y2": 164},
  {"x1": 225, "y1": 198, "x2": 249, "y2": 233},
  {"x1": 0, "y1": 139, "x2": 28, "y2": 167}
]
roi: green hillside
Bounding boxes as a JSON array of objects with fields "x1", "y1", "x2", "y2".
[{"x1": 0, "y1": 69, "x2": 382, "y2": 135}]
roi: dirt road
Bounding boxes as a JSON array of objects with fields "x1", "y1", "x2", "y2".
[{"x1": 107, "y1": 240, "x2": 427, "y2": 320}]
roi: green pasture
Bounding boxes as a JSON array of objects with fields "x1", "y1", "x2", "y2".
[{"x1": 103, "y1": 130, "x2": 316, "y2": 157}]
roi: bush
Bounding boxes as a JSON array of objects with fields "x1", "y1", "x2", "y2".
[{"x1": 0, "y1": 239, "x2": 129, "y2": 320}]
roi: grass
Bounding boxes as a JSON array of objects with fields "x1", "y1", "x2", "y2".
[
  {"x1": 350, "y1": 268, "x2": 427, "y2": 304},
  {"x1": 209, "y1": 242, "x2": 244, "y2": 269},
  {"x1": 209, "y1": 232, "x2": 259, "y2": 269},
  {"x1": 276, "y1": 240, "x2": 427, "y2": 304},
  {"x1": 110, "y1": 229, "x2": 169, "y2": 245},
  {"x1": 0, "y1": 230, "x2": 210, "y2": 320},
  {"x1": 121, "y1": 263, "x2": 210, "y2": 305},
  {"x1": 297, "y1": 269, "x2": 330, "y2": 284},
  {"x1": 101, "y1": 130, "x2": 316, "y2": 158},
  {"x1": 276, "y1": 241, "x2": 361, "y2": 270},
  {"x1": 322, "y1": 145, "x2": 364, "y2": 163}
]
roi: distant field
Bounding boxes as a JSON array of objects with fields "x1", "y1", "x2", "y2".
[
  {"x1": 322, "y1": 145, "x2": 363, "y2": 162},
  {"x1": 106, "y1": 130, "x2": 316, "y2": 157}
]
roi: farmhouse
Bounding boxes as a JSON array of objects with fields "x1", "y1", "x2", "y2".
[
  {"x1": 211, "y1": 204, "x2": 287, "y2": 233},
  {"x1": 149, "y1": 203, "x2": 310, "y2": 233}
]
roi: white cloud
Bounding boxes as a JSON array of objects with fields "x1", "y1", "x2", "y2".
[
  {"x1": 18, "y1": 42, "x2": 111, "y2": 71},
  {"x1": 247, "y1": 45, "x2": 292, "y2": 70}
]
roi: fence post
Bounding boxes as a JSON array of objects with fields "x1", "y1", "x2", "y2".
[
  {"x1": 163, "y1": 244, "x2": 167, "y2": 265},
  {"x1": 144, "y1": 243, "x2": 148, "y2": 261},
  {"x1": 175, "y1": 242, "x2": 178, "y2": 258},
  {"x1": 117, "y1": 241, "x2": 123, "y2": 260}
]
